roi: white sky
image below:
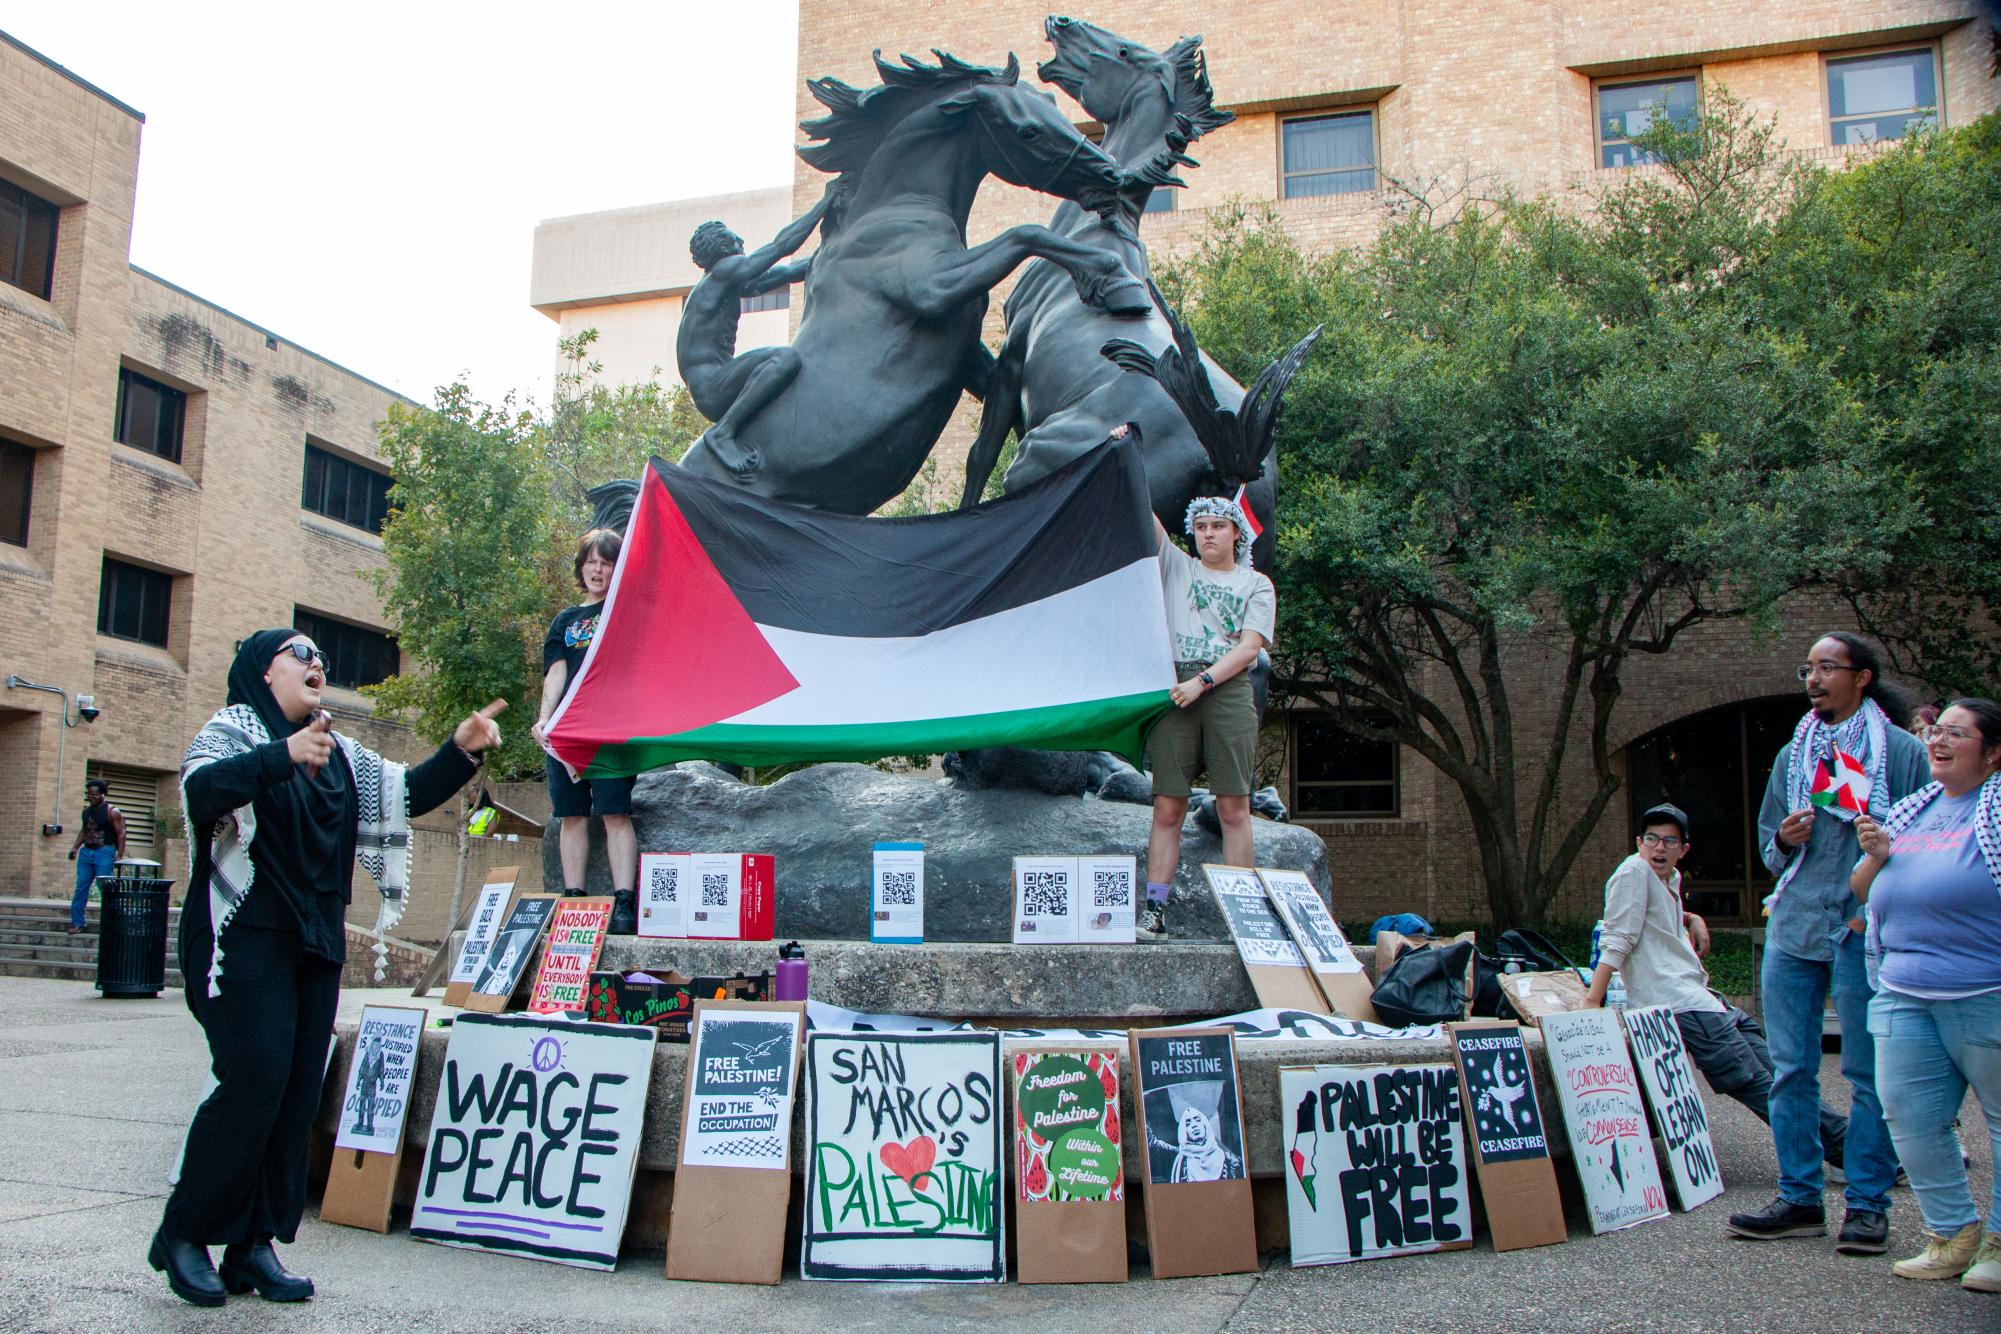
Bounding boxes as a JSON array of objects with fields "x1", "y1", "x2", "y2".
[{"x1": 4, "y1": 1, "x2": 801, "y2": 407}]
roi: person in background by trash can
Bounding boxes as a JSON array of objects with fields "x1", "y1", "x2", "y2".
[
  {"x1": 66, "y1": 777, "x2": 125, "y2": 933},
  {"x1": 149, "y1": 629, "x2": 500, "y2": 1309}
]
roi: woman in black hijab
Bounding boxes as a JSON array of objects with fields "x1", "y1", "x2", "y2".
[{"x1": 151, "y1": 629, "x2": 501, "y2": 1307}]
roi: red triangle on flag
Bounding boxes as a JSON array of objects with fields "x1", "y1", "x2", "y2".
[{"x1": 1231, "y1": 483, "x2": 1263, "y2": 542}]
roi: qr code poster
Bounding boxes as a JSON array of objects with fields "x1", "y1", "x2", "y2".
[
  {"x1": 637, "y1": 852, "x2": 690, "y2": 938},
  {"x1": 687, "y1": 852, "x2": 741, "y2": 939},
  {"x1": 1079, "y1": 856, "x2": 1136, "y2": 943},
  {"x1": 872, "y1": 843, "x2": 924, "y2": 944},
  {"x1": 1013, "y1": 857, "x2": 1137, "y2": 944}
]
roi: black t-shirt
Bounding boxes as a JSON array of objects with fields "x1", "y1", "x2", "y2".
[
  {"x1": 81, "y1": 801, "x2": 117, "y2": 848},
  {"x1": 543, "y1": 601, "x2": 606, "y2": 701}
]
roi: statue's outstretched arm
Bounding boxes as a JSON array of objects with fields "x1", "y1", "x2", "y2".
[{"x1": 741, "y1": 187, "x2": 836, "y2": 280}]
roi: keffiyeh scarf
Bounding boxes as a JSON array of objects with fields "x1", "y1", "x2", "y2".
[
  {"x1": 1765, "y1": 697, "x2": 1892, "y2": 912},
  {"x1": 180, "y1": 703, "x2": 411, "y2": 996}
]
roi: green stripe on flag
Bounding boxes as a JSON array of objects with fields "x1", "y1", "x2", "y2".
[{"x1": 580, "y1": 689, "x2": 1174, "y2": 776}]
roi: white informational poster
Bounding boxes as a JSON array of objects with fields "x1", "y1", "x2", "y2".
[
  {"x1": 687, "y1": 852, "x2": 742, "y2": 940},
  {"x1": 448, "y1": 882, "x2": 513, "y2": 985},
  {"x1": 1204, "y1": 866, "x2": 1307, "y2": 968},
  {"x1": 1622, "y1": 1005, "x2": 1725, "y2": 1211},
  {"x1": 1257, "y1": 869, "x2": 1363, "y2": 975},
  {"x1": 1538, "y1": 1008, "x2": 1669, "y2": 1233},
  {"x1": 872, "y1": 842, "x2": 925, "y2": 944},
  {"x1": 411, "y1": 1013, "x2": 657, "y2": 1270},
  {"x1": 682, "y1": 1008, "x2": 804, "y2": 1170},
  {"x1": 334, "y1": 1005, "x2": 425, "y2": 1155},
  {"x1": 1280, "y1": 1063, "x2": 1473, "y2": 1266},
  {"x1": 1078, "y1": 856, "x2": 1137, "y2": 943},
  {"x1": 637, "y1": 851, "x2": 690, "y2": 938},
  {"x1": 1012, "y1": 856, "x2": 1078, "y2": 943}
]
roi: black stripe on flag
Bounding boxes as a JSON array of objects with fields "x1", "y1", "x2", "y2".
[{"x1": 648, "y1": 436, "x2": 1158, "y2": 638}]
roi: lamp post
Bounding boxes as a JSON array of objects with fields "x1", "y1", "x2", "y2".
[{"x1": 5, "y1": 676, "x2": 97, "y2": 836}]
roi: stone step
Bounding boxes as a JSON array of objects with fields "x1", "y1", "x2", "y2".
[{"x1": 0, "y1": 955, "x2": 184, "y2": 988}]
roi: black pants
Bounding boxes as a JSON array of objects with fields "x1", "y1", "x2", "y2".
[
  {"x1": 162, "y1": 910, "x2": 341, "y2": 1246},
  {"x1": 1678, "y1": 1004, "x2": 1848, "y2": 1164}
]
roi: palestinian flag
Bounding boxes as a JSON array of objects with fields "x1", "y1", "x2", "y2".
[
  {"x1": 1808, "y1": 747, "x2": 1871, "y2": 815},
  {"x1": 1289, "y1": 1091, "x2": 1319, "y2": 1209},
  {"x1": 544, "y1": 439, "x2": 1175, "y2": 777}
]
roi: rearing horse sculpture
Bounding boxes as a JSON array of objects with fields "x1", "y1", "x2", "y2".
[
  {"x1": 678, "y1": 50, "x2": 1152, "y2": 513},
  {"x1": 959, "y1": 19, "x2": 1299, "y2": 569}
]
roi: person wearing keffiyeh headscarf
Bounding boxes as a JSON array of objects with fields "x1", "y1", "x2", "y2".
[
  {"x1": 148, "y1": 629, "x2": 500, "y2": 1309},
  {"x1": 1729, "y1": 632, "x2": 1926, "y2": 1257}
]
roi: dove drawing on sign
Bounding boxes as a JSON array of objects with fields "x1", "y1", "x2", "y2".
[
  {"x1": 735, "y1": 1034, "x2": 788, "y2": 1061},
  {"x1": 1480, "y1": 1066, "x2": 1530, "y2": 1131}
]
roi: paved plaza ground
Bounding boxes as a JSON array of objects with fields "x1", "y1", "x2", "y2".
[{"x1": 0, "y1": 974, "x2": 1992, "y2": 1332}]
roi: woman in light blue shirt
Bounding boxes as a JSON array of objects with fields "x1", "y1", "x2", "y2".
[{"x1": 1852, "y1": 697, "x2": 2001, "y2": 1293}]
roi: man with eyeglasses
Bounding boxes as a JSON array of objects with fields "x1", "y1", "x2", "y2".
[
  {"x1": 1729, "y1": 632, "x2": 1927, "y2": 1254},
  {"x1": 1586, "y1": 803, "x2": 1848, "y2": 1175}
]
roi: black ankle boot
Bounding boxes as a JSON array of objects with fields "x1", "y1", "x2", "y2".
[
  {"x1": 149, "y1": 1227, "x2": 226, "y2": 1307},
  {"x1": 609, "y1": 888, "x2": 638, "y2": 935},
  {"x1": 218, "y1": 1239, "x2": 314, "y2": 1302}
]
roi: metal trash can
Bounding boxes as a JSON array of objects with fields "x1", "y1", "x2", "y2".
[{"x1": 96, "y1": 860, "x2": 172, "y2": 999}]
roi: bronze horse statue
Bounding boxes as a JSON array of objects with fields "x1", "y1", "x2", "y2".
[
  {"x1": 678, "y1": 50, "x2": 1154, "y2": 513},
  {"x1": 959, "y1": 18, "x2": 1311, "y2": 568}
]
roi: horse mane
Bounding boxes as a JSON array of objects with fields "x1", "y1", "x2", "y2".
[
  {"x1": 1160, "y1": 36, "x2": 1235, "y2": 142},
  {"x1": 799, "y1": 49, "x2": 1022, "y2": 175}
]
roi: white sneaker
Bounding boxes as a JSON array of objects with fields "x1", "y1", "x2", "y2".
[
  {"x1": 1964, "y1": 1233, "x2": 2001, "y2": 1293},
  {"x1": 1892, "y1": 1222, "x2": 1981, "y2": 1281}
]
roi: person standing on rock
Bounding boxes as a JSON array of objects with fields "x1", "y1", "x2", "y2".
[
  {"x1": 152, "y1": 629, "x2": 498, "y2": 1307},
  {"x1": 1134, "y1": 441, "x2": 1274, "y2": 939},
  {"x1": 533, "y1": 528, "x2": 639, "y2": 932}
]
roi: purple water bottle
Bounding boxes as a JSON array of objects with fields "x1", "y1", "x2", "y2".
[{"x1": 775, "y1": 941, "x2": 808, "y2": 1001}]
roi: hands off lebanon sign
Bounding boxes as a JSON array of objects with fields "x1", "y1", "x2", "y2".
[
  {"x1": 1622, "y1": 1005, "x2": 1724, "y2": 1210},
  {"x1": 412, "y1": 1013, "x2": 657, "y2": 1269},
  {"x1": 802, "y1": 1031, "x2": 1004, "y2": 1282}
]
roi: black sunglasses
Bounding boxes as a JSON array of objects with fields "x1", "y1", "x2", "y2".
[{"x1": 280, "y1": 643, "x2": 328, "y2": 670}]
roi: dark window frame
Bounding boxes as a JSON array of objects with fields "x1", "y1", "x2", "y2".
[
  {"x1": 0, "y1": 439, "x2": 31, "y2": 548},
  {"x1": 0, "y1": 177, "x2": 58, "y2": 301},
  {"x1": 1280, "y1": 109, "x2": 1378, "y2": 199},
  {"x1": 738, "y1": 287, "x2": 791, "y2": 315},
  {"x1": 293, "y1": 609, "x2": 398, "y2": 690},
  {"x1": 1824, "y1": 45, "x2": 1941, "y2": 147},
  {"x1": 113, "y1": 367, "x2": 187, "y2": 463},
  {"x1": 301, "y1": 441, "x2": 392, "y2": 534},
  {"x1": 97, "y1": 557, "x2": 172, "y2": 648},
  {"x1": 1594, "y1": 72, "x2": 1701, "y2": 168},
  {"x1": 1288, "y1": 709, "x2": 1401, "y2": 818}
]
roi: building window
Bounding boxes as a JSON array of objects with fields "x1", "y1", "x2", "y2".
[
  {"x1": 1281, "y1": 111, "x2": 1376, "y2": 198},
  {"x1": 1143, "y1": 189, "x2": 1177, "y2": 215},
  {"x1": 301, "y1": 442, "x2": 392, "y2": 534},
  {"x1": 1289, "y1": 712, "x2": 1399, "y2": 817},
  {"x1": 739, "y1": 287, "x2": 791, "y2": 315},
  {"x1": 97, "y1": 557, "x2": 171, "y2": 647},
  {"x1": 293, "y1": 609, "x2": 398, "y2": 690},
  {"x1": 0, "y1": 177, "x2": 58, "y2": 301},
  {"x1": 1827, "y1": 48, "x2": 1939, "y2": 146},
  {"x1": 0, "y1": 440, "x2": 30, "y2": 547},
  {"x1": 1596, "y1": 75, "x2": 1699, "y2": 167},
  {"x1": 113, "y1": 368, "x2": 186, "y2": 462}
]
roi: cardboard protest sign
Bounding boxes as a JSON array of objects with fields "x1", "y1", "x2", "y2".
[
  {"x1": 464, "y1": 893, "x2": 557, "y2": 1012},
  {"x1": 1011, "y1": 1045, "x2": 1126, "y2": 1284},
  {"x1": 665, "y1": 1001, "x2": 806, "y2": 1285},
  {"x1": 322, "y1": 1004, "x2": 426, "y2": 1233},
  {"x1": 1203, "y1": 865, "x2": 1326, "y2": 1012},
  {"x1": 637, "y1": 851, "x2": 690, "y2": 937},
  {"x1": 871, "y1": 842, "x2": 925, "y2": 943},
  {"x1": 1129, "y1": 1027, "x2": 1256, "y2": 1278},
  {"x1": 1013, "y1": 856, "x2": 1138, "y2": 944},
  {"x1": 527, "y1": 897, "x2": 612, "y2": 1015},
  {"x1": 688, "y1": 852, "x2": 776, "y2": 940},
  {"x1": 412, "y1": 1012, "x2": 657, "y2": 1269},
  {"x1": 1538, "y1": 1008, "x2": 1669, "y2": 1233},
  {"x1": 1622, "y1": 1005, "x2": 1724, "y2": 1210},
  {"x1": 1257, "y1": 868, "x2": 1376, "y2": 1021},
  {"x1": 801, "y1": 1031, "x2": 1004, "y2": 1282},
  {"x1": 1280, "y1": 1063, "x2": 1474, "y2": 1266},
  {"x1": 1448, "y1": 1021, "x2": 1567, "y2": 1252},
  {"x1": 442, "y1": 870, "x2": 518, "y2": 1007},
  {"x1": 1503, "y1": 968, "x2": 1592, "y2": 1028}
]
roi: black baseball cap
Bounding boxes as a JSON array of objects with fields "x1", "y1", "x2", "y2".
[{"x1": 1640, "y1": 803, "x2": 1689, "y2": 838}]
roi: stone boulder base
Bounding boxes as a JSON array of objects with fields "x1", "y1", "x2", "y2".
[{"x1": 551, "y1": 762, "x2": 1331, "y2": 941}]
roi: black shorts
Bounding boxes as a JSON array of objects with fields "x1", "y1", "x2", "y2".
[{"x1": 546, "y1": 755, "x2": 636, "y2": 818}]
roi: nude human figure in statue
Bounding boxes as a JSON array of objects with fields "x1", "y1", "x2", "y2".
[{"x1": 677, "y1": 185, "x2": 836, "y2": 478}]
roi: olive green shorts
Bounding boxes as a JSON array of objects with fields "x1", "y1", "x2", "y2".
[{"x1": 1146, "y1": 665, "x2": 1256, "y2": 798}]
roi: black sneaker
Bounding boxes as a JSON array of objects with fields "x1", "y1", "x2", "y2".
[
  {"x1": 1136, "y1": 901, "x2": 1167, "y2": 940},
  {"x1": 1837, "y1": 1209, "x2": 1890, "y2": 1255},
  {"x1": 1727, "y1": 1197, "x2": 1826, "y2": 1240}
]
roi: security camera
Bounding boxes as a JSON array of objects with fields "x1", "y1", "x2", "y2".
[{"x1": 76, "y1": 695, "x2": 100, "y2": 723}]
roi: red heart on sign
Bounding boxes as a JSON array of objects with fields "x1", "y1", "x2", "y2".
[{"x1": 879, "y1": 1136, "x2": 937, "y2": 1191}]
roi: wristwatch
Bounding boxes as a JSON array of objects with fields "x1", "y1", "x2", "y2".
[{"x1": 1199, "y1": 670, "x2": 1216, "y2": 689}]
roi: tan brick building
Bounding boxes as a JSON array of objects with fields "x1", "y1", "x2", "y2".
[{"x1": 0, "y1": 31, "x2": 535, "y2": 931}]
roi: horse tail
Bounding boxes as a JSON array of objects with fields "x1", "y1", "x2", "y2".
[{"x1": 961, "y1": 341, "x2": 1026, "y2": 509}]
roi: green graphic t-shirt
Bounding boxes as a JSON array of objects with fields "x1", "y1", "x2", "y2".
[{"x1": 1158, "y1": 542, "x2": 1276, "y2": 666}]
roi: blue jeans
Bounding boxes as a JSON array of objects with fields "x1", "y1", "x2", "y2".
[
  {"x1": 1762, "y1": 934, "x2": 1898, "y2": 1210},
  {"x1": 72, "y1": 846, "x2": 116, "y2": 928},
  {"x1": 1871, "y1": 988, "x2": 2001, "y2": 1235}
]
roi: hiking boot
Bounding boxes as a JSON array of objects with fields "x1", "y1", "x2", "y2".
[
  {"x1": 1136, "y1": 901, "x2": 1167, "y2": 940},
  {"x1": 1837, "y1": 1209, "x2": 1890, "y2": 1255},
  {"x1": 1727, "y1": 1196, "x2": 1825, "y2": 1240},
  {"x1": 1892, "y1": 1222, "x2": 1981, "y2": 1280},
  {"x1": 1964, "y1": 1233, "x2": 2001, "y2": 1293}
]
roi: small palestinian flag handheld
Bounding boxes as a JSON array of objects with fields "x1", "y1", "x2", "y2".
[
  {"x1": 1809, "y1": 747, "x2": 1872, "y2": 816},
  {"x1": 544, "y1": 439, "x2": 1176, "y2": 777},
  {"x1": 1289, "y1": 1091, "x2": 1319, "y2": 1209}
]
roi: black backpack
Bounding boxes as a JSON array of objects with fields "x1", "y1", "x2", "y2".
[{"x1": 1370, "y1": 939, "x2": 1476, "y2": 1028}]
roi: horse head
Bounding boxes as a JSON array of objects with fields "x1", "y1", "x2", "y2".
[
  {"x1": 934, "y1": 70, "x2": 1127, "y2": 206},
  {"x1": 1039, "y1": 18, "x2": 1235, "y2": 141}
]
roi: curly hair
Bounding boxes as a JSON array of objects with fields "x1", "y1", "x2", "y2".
[{"x1": 690, "y1": 221, "x2": 742, "y2": 270}]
